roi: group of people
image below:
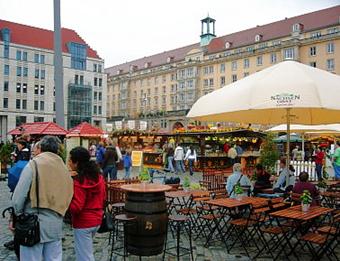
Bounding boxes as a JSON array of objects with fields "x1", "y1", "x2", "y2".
[
  {"x1": 6, "y1": 136, "x2": 107, "y2": 261},
  {"x1": 226, "y1": 159, "x2": 321, "y2": 205},
  {"x1": 163, "y1": 144, "x2": 197, "y2": 176}
]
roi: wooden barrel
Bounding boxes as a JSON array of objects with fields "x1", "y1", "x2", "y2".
[{"x1": 124, "y1": 191, "x2": 168, "y2": 256}]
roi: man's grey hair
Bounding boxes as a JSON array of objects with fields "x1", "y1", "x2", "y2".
[
  {"x1": 233, "y1": 163, "x2": 242, "y2": 173},
  {"x1": 39, "y1": 136, "x2": 61, "y2": 154}
]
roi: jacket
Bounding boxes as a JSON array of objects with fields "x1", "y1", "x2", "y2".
[
  {"x1": 184, "y1": 149, "x2": 197, "y2": 161},
  {"x1": 174, "y1": 146, "x2": 184, "y2": 161},
  {"x1": 69, "y1": 174, "x2": 106, "y2": 229},
  {"x1": 123, "y1": 155, "x2": 132, "y2": 168}
]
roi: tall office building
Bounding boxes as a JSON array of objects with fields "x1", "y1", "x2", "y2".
[
  {"x1": 0, "y1": 20, "x2": 106, "y2": 140},
  {"x1": 105, "y1": 6, "x2": 340, "y2": 131}
]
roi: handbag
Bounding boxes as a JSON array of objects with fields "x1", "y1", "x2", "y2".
[
  {"x1": 14, "y1": 160, "x2": 40, "y2": 247},
  {"x1": 97, "y1": 207, "x2": 114, "y2": 234}
]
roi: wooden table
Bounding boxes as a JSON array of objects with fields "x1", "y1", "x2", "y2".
[
  {"x1": 269, "y1": 205, "x2": 334, "y2": 259},
  {"x1": 121, "y1": 183, "x2": 171, "y2": 256},
  {"x1": 207, "y1": 196, "x2": 268, "y2": 208}
]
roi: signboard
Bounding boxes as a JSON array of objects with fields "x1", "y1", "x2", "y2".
[
  {"x1": 140, "y1": 121, "x2": 147, "y2": 130},
  {"x1": 131, "y1": 151, "x2": 143, "y2": 167},
  {"x1": 127, "y1": 120, "x2": 135, "y2": 129},
  {"x1": 115, "y1": 121, "x2": 122, "y2": 130}
]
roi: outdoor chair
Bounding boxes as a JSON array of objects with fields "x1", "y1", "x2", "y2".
[{"x1": 299, "y1": 212, "x2": 340, "y2": 261}]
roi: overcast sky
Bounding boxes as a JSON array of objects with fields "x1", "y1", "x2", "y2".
[{"x1": 1, "y1": 0, "x2": 339, "y2": 67}]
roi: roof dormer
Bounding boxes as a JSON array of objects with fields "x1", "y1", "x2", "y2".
[
  {"x1": 255, "y1": 34, "x2": 262, "y2": 42},
  {"x1": 225, "y1": 41, "x2": 232, "y2": 49},
  {"x1": 144, "y1": 62, "x2": 151, "y2": 68},
  {"x1": 129, "y1": 65, "x2": 138, "y2": 72},
  {"x1": 167, "y1": 56, "x2": 174, "y2": 63},
  {"x1": 292, "y1": 23, "x2": 304, "y2": 33},
  {"x1": 116, "y1": 69, "x2": 123, "y2": 75}
]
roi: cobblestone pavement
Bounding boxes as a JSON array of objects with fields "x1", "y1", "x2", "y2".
[{"x1": 0, "y1": 169, "x2": 338, "y2": 260}]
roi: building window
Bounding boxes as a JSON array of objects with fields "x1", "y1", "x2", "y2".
[
  {"x1": 162, "y1": 86, "x2": 166, "y2": 93},
  {"x1": 34, "y1": 85, "x2": 39, "y2": 95},
  {"x1": 94, "y1": 92, "x2": 97, "y2": 100},
  {"x1": 40, "y1": 85, "x2": 45, "y2": 95},
  {"x1": 34, "y1": 117, "x2": 44, "y2": 122},
  {"x1": 310, "y1": 62, "x2": 316, "y2": 68},
  {"x1": 256, "y1": 56, "x2": 263, "y2": 66},
  {"x1": 283, "y1": 48, "x2": 295, "y2": 60},
  {"x1": 93, "y1": 64, "x2": 98, "y2": 72},
  {"x1": 34, "y1": 53, "x2": 39, "y2": 63},
  {"x1": 16, "y1": 99, "x2": 20, "y2": 109},
  {"x1": 327, "y1": 43, "x2": 334, "y2": 54},
  {"x1": 327, "y1": 59, "x2": 335, "y2": 71},
  {"x1": 243, "y1": 59, "x2": 249, "y2": 68},
  {"x1": 203, "y1": 79, "x2": 209, "y2": 87},
  {"x1": 35, "y1": 69, "x2": 39, "y2": 79},
  {"x1": 23, "y1": 67, "x2": 28, "y2": 77},
  {"x1": 68, "y1": 42, "x2": 87, "y2": 70},
  {"x1": 22, "y1": 83, "x2": 27, "y2": 93},
  {"x1": 16, "y1": 50, "x2": 22, "y2": 60},
  {"x1": 40, "y1": 101, "x2": 44, "y2": 111},
  {"x1": 203, "y1": 67, "x2": 209, "y2": 75},
  {"x1": 16, "y1": 83, "x2": 21, "y2": 93},
  {"x1": 310, "y1": 46, "x2": 316, "y2": 56},
  {"x1": 171, "y1": 74, "x2": 175, "y2": 81},
  {"x1": 4, "y1": 65, "x2": 9, "y2": 75},
  {"x1": 23, "y1": 51, "x2": 27, "y2": 61},
  {"x1": 98, "y1": 92, "x2": 102, "y2": 101},
  {"x1": 232, "y1": 74, "x2": 237, "y2": 82},
  {"x1": 99, "y1": 78, "x2": 102, "y2": 87},
  {"x1": 98, "y1": 64, "x2": 102, "y2": 73},
  {"x1": 2, "y1": 28, "x2": 10, "y2": 58},
  {"x1": 209, "y1": 78, "x2": 214, "y2": 86},
  {"x1": 244, "y1": 72, "x2": 249, "y2": 77},
  {"x1": 41, "y1": 70, "x2": 45, "y2": 79},
  {"x1": 40, "y1": 55, "x2": 45, "y2": 64},
  {"x1": 220, "y1": 63, "x2": 225, "y2": 73},
  {"x1": 15, "y1": 116, "x2": 26, "y2": 127},
  {"x1": 232, "y1": 61, "x2": 237, "y2": 71},
  {"x1": 4, "y1": 81, "x2": 9, "y2": 91},
  {"x1": 208, "y1": 66, "x2": 214, "y2": 74},
  {"x1": 53, "y1": 102, "x2": 56, "y2": 111},
  {"x1": 270, "y1": 53, "x2": 277, "y2": 63},
  {"x1": 22, "y1": 99, "x2": 27, "y2": 110},
  {"x1": 311, "y1": 31, "x2": 321, "y2": 39},
  {"x1": 16, "y1": 66, "x2": 22, "y2": 76},
  {"x1": 220, "y1": 76, "x2": 225, "y2": 86},
  {"x1": 3, "y1": 98, "x2": 8, "y2": 109},
  {"x1": 80, "y1": 75, "x2": 84, "y2": 85},
  {"x1": 34, "y1": 100, "x2": 39, "y2": 110},
  {"x1": 93, "y1": 105, "x2": 97, "y2": 114},
  {"x1": 94, "y1": 77, "x2": 97, "y2": 86}
]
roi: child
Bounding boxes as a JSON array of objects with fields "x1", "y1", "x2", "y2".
[{"x1": 123, "y1": 151, "x2": 132, "y2": 179}]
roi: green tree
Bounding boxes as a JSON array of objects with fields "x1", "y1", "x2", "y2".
[{"x1": 260, "y1": 133, "x2": 279, "y2": 174}]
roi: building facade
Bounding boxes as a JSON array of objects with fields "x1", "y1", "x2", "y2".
[
  {"x1": 0, "y1": 20, "x2": 107, "y2": 140},
  {"x1": 105, "y1": 6, "x2": 340, "y2": 131}
]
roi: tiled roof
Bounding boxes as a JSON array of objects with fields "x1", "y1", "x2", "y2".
[
  {"x1": 8, "y1": 122, "x2": 68, "y2": 136},
  {"x1": 105, "y1": 5, "x2": 340, "y2": 76},
  {"x1": 67, "y1": 122, "x2": 104, "y2": 137},
  {"x1": 0, "y1": 20, "x2": 101, "y2": 59}
]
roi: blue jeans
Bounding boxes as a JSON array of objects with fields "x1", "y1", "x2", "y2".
[
  {"x1": 103, "y1": 165, "x2": 117, "y2": 180},
  {"x1": 167, "y1": 156, "x2": 175, "y2": 172},
  {"x1": 188, "y1": 159, "x2": 195, "y2": 175},
  {"x1": 175, "y1": 160, "x2": 185, "y2": 174},
  {"x1": 315, "y1": 163, "x2": 323, "y2": 180},
  {"x1": 74, "y1": 226, "x2": 99, "y2": 261},
  {"x1": 124, "y1": 167, "x2": 131, "y2": 179},
  {"x1": 334, "y1": 164, "x2": 340, "y2": 180},
  {"x1": 20, "y1": 240, "x2": 62, "y2": 261}
]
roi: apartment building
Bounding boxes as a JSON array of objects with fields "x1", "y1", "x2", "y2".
[
  {"x1": 106, "y1": 6, "x2": 340, "y2": 131},
  {"x1": 0, "y1": 20, "x2": 107, "y2": 140}
]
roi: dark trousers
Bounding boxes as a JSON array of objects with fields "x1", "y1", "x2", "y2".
[
  {"x1": 315, "y1": 164, "x2": 323, "y2": 180},
  {"x1": 103, "y1": 165, "x2": 117, "y2": 180},
  {"x1": 188, "y1": 159, "x2": 195, "y2": 175}
]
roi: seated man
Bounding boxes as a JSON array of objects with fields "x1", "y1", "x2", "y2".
[
  {"x1": 273, "y1": 159, "x2": 296, "y2": 193},
  {"x1": 226, "y1": 163, "x2": 252, "y2": 198},
  {"x1": 253, "y1": 164, "x2": 271, "y2": 194},
  {"x1": 292, "y1": 171, "x2": 320, "y2": 205}
]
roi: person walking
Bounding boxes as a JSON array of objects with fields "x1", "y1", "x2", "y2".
[
  {"x1": 167, "y1": 146, "x2": 175, "y2": 173},
  {"x1": 315, "y1": 147, "x2": 325, "y2": 181},
  {"x1": 174, "y1": 144, "x2": 185, "y2": 174},
  {"x1": 95, "y1": 142, "x2": 105, "y2": 168},
  {"x1": 68, "y1": 147, "x2": 106, "y2": 261},
  {"x1": 123, "y1": 150, "x2": 132, "y2": 179},
  {"x1": 184, "y1": 146, "x2": 197, "y2": 176},
  {"x1": 102, "y1": 145, "x2": 119, "y2": 181},
  {"x1": 12, "y1": 136, "x2": 73, "y2": 261},
  {"x1": 333, "y1": 141, "x2": 340, "y2": 180}
]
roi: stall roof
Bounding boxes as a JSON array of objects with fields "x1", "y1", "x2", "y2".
[
  {"x1": 67, "y1": 122, "x2": 104, "y2": 137},
  {"x1": 8, "y1": 122, "x2": 68, "y2": 136},
  {"x1": 159, "y1": 129, "x2": 266, "y2": 137}
]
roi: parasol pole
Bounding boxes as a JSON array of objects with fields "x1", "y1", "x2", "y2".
[
  {"x1": 286, "y1": 108, "x2": 291, "y2": 186},
  {"x1": 302, "y1": 133, "x2": 305, "y2": 160}
]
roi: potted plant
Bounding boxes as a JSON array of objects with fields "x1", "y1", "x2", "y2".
[
  {"x1": 234, "y1": 182, "x2": 244, "y2": 200},
  {"x1": 183, "y1": 176, "x2": 191, "y2": 192},
  {"x1": 300, "y1": 190, "x2": 312, "y2": 212},
  {"x1": 190, "y1": 182, "x2": 201, "y2": 190},
  {"x1": 0, "y1": 142, "x2": 13, "y2": 174},
  {"x1": 317, "y1": 180, "x2": 327, "y2": 192},
  {"x1": 139, "y1": 167, "x2": 151, "y2": 185}
]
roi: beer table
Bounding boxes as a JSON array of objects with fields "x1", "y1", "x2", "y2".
[{"x1": 121, "y1": 183, "x2": 171, "y2": 256}]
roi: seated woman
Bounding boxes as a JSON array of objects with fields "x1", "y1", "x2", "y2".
[
  {"x1": 253, "y1": 164, "x2": 271, "y2": 194},
  {"x1": 273, "y1": 159, "x2": 296, "y2": 193},
  {"x1": 292, "y1": 171, "x2": 320, "y2": 205},
  {"x1": 226, "y1": 163, "x2": 253, "y2": 198}
]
